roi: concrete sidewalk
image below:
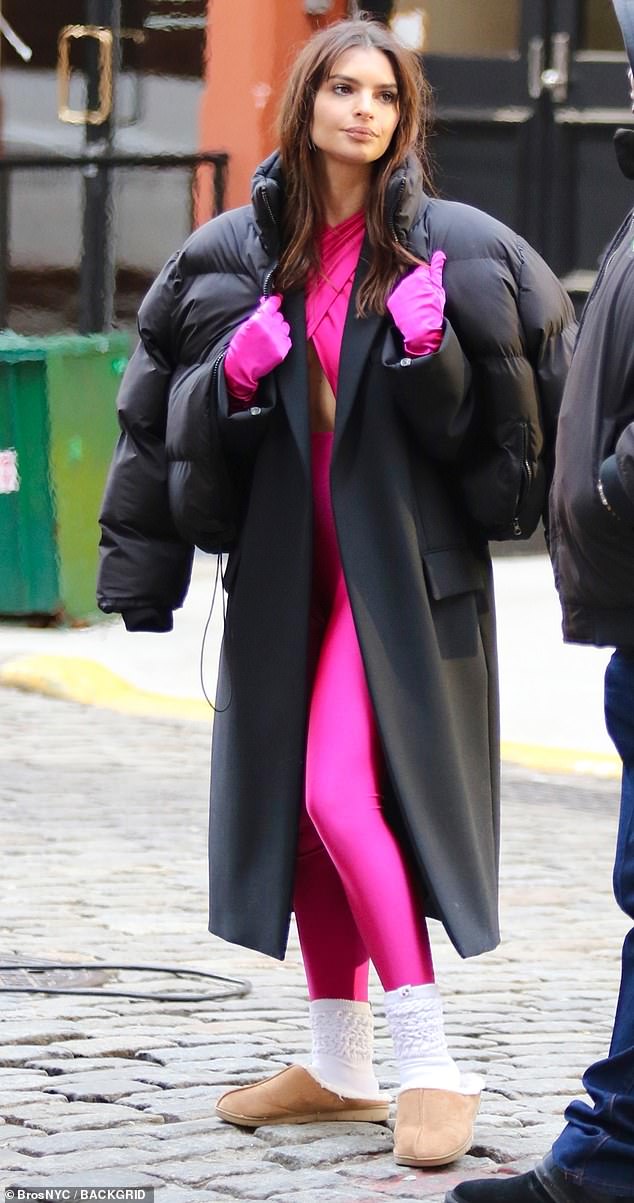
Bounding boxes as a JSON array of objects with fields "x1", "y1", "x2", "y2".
[{"x1": 0, "y1": 552, "x2": 618, "y2": 776}]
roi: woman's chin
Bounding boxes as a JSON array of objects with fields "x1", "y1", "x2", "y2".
[{"x1": 318, "y1": 144, "x2": 381, "y2": 170}]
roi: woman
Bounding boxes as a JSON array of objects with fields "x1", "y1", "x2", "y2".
[{"x1": 98, "y1": 16, "x2": 576, "y2": 1168}]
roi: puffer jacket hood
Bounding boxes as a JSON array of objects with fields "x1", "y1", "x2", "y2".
[{"x1": 615, "y1": 127, "x2": 634, "y2": 177}]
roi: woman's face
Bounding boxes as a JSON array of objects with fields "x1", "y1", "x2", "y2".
[{"x1": 311, "y1": 47, "x2": 400, "y2": 170}]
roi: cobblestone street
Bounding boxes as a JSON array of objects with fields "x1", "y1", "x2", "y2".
[{"x1": 0, "y1": 684, "x2": 629, "y2": 1202}]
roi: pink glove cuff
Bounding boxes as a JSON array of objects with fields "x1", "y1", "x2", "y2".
[
  {"x1": 224, "y1": 294, "x2": 291, "y2": 406},
  {"x1": 387, "y1": 251, "x2": 446, "y2": 359},
  {"x1": 403, "y1": 326, "x2": 444, "y2": 357},
  {"x1": 224, "y1": 378, "x2": 257, "y2": 406},
  {"x1": 224, "y1": 367, "x2": 257, "y2": 405}
]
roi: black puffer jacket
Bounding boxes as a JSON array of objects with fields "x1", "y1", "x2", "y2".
[
  {"x1": 550, "y1": 128, "x2": 634, "y2": 646},
  {"x1": 97, "y1": 151, "x2": 576, "y2": 628}
]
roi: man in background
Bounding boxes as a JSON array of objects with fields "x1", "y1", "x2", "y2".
[{"x1": 446, "y1": 2, "x2": 634, "y2": 1201}]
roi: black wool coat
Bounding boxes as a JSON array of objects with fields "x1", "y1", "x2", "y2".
[{"x1": 98, "y1": 152, "x2": 576, "y2": 961}]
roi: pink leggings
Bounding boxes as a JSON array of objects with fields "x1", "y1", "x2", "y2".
[{"x1": 293, "y1": 433, "x2": 434, "y2": 1002}]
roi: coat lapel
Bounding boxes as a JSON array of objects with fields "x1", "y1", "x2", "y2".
[
  {"x1": 276, "y1": 234, "x2": 388, "y2": 465},
  {"x1": 276, "y1": 288, "x2": 310, "y2": 474},
  {"x1": 334, "y1": 235, "x2": 384, "y2": 447}
]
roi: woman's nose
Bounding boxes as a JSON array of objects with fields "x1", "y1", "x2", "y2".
[{"x1": 353, "y1": 91, "x2": 375, "y2": 117}]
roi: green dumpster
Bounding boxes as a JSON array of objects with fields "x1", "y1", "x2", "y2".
[{"x1": 0, "y1": 332, "x2": 129, "y2": 621}]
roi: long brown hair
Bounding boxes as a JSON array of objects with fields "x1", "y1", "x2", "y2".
[{"x1": 275, "y1": 14, "x2": 434, "y2": 316}]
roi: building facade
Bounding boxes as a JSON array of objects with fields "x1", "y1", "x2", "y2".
[{"x1": 0, "y1": 1, "x2": 630, "y2": 332}]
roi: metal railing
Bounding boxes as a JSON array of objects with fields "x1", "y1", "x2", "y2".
[{"x1": 0, "y1": 150, "x2": 228, "y2": 332}]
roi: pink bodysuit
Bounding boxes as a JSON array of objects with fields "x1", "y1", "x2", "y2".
[{"x1": 292, "y1": 212, "x2": 434, "y2": 1001}]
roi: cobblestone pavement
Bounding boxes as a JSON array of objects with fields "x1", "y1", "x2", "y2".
[{"x1": 0, "y1": 685, "x2": 629, "y2": 1202}]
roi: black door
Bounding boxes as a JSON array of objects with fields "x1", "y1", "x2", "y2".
[
  {"x1": 546, "y1": 0, "x2": 634, "y2": 289},
  {"x1": 394, "y1": 1, "x2": 550, "y2": 249},
  {"x1": 386, "y1": 1, "x2": 632, "y2": 302}
]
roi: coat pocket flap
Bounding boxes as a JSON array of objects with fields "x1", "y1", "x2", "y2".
[{"x1": 423, "y1": 548, "x2": 483, "y2": 600}]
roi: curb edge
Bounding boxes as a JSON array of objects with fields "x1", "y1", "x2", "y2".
[{"x1": 0, "y1": 652, "x2": 621, "y2": 777}]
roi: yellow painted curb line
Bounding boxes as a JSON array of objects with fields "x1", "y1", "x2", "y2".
[
  {"x1": 500, "y1": 739, "x2": 620, "y2": 779},
  {"x1": 0, "y1": 654, "x2": 211, "y2": 723},
  {"x1": 0, "y1": 652, "x2": 622, "y2": 777}
]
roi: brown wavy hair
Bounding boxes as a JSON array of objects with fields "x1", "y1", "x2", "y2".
[{"x1": 275, "y1": 14, "x2": 434, "y2": 316}]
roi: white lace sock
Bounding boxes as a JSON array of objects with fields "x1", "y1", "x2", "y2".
[
  {"x1": 306, "y1": 998, "x2": 387, "y2": 1100},
  {"x1": 385, "y1": 982, "x2": 469, "y2": 1093}
]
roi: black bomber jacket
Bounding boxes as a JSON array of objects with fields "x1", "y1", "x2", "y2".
[{"x1": 550, "y1": 129, "x2": 634, "y2": 647}]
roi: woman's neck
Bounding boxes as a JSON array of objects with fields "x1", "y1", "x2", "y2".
[{"x1": 316, "y1": 156, "x2": 369, "y2": 227}]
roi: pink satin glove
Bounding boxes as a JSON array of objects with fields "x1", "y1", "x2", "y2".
[
  {"x1": 224, "y1": 294, "x2": 291, "y2": 403},
  {"x1": 386, "y1": 250, "x2": 447, "y2": 357}
]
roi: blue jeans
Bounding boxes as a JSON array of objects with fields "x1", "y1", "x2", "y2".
[{"x1": 552, "y1": 649, "x2": 634, "y2": 1196}]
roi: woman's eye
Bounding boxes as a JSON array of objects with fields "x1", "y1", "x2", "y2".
[
  {"x1": 333, "y1": 83, "x2": 351, "y2": 95},
  {"x1": 380, "y1": 91, "x2": 397, "y2": 104}
]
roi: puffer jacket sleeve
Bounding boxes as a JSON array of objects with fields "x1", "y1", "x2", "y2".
[
  {"x1": 450, "y1": 237, "x2": 576, "y2": 543},
  {"x1": 97, "y1": 254, "x2": 195, "y2": 631},
  {"x1": 165, "y1": 347, "x2": 240, "y2": 555},
  {"x1": 516, "y1": 240, "x2": 577, "y2": 530}
]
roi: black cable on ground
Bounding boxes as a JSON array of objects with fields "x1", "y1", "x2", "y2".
[{"x1": 0, "y1": 960, "x2": 251, "y2": 1002}]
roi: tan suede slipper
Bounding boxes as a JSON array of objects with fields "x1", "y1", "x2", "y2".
[
  {"x1": 215, "y1": 1064, "x2": 390, "y2": 1128},
  {"x1": 393, "y1": 1087, "x2": 480, "y2": 1167}
]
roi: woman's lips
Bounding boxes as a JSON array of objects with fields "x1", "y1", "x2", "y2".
[{"x1": 344, "y1": 127, "x2": 376, "y2": 140}]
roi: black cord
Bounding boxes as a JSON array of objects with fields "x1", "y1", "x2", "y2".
[
  {"x1": 0, "y1": 960, "x2": 251, "y2": 1002},
  {"x1": 199, "y1": 554, "x2": 232, "y2": 713},
  {"x1": 2, "y1": 574, "x2": 243, "y2": 1002}
]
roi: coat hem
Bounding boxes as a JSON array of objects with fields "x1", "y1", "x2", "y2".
[{"x1": 208, "y1": 920, "x2": 288, "y2": 962}]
